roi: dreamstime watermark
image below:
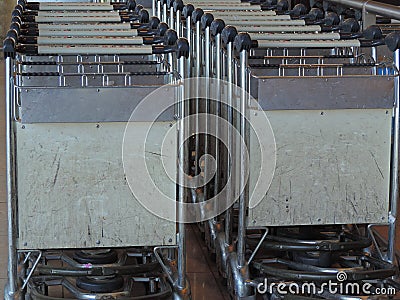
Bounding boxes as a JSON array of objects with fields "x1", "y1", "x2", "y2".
[
  {"x1": 256, "y1": 272, "x2": 396, "y2": 297},
  {"x1": 122, "y1": 77, "x2": 276, "y2": 223}
]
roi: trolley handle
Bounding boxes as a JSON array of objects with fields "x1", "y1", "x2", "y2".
[
  {"x1": 10, "y1": 29, "x2": 183, "y2": 55},
  {"x1": 301, "y1": 7, "x2": 324, "y2": 21},
  {"x1": 3, "y1": 28, "x2": 18, "y2": 59},
  {"x1": 18, "y1": 16, "x2": 160, "y2": 34},
  {"x1": 284, "y1": 3, "x2": 308, "y2": 17},
  {"x1": 18, "y1": 0, "x2": 137, "y2": 11},
  {"x1": 173, "y1": 0, "x2": 184, "y2": 14},
  {"x1": 385, "y1": 31, "x2": 400, "y2": 52},
  {"x1": 221, "y1": 25, "x2": 238, "y2": 48},
  {"x1": 261, "y1": 0, "x2": 289, "y2": 12},
  {"x1": 234, "y1": 32, "x2": 252, "y2": 53},
  {"x1": 201, "y1": 13, "x2": 214, "y2": 31},
  {"x1": 138, "y1": 21, "x2": 169, "y2": 37},
  {"x1": 191, "y1": 8, "x2": 204, "y2": 25},
  {"x1": 12, "y1": 6, "x2": 150, "y2": 23},
  {"x1": 321, "y1": 17, "x2": 359, "y2": 33},
  {"x1": 183, "y1": 4, "x2": 194, "y2": 19},
  {"x1": 210, "y1": 19, "x2": 226, "y2": 37}
]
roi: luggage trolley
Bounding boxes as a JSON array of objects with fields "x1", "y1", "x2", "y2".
[
  {"x1": 3, "y1": 1, "x2": 191, "y2": 299},
  {"x1": 174, "y1": 0, "x2": 398, "y2": 299},
  {"x1": 216, "y1": 24, "x2": 400, "y2": 299}
]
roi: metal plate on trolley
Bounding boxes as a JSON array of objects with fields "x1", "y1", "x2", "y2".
[
  {"x1": 251, "y1": 76, "x2": 395, "y2": 110},
  {"x1": 248, "y1": 109, "x2": 391, "y2": 227},
  {"x1": 19, "y1": 86, "x2": 176, "y2": 123},
  {"x1": 17, "y1": 122, "x2": 177, "y2": 249}
]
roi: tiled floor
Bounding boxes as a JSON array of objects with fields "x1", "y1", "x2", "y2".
[{"x1": 186, "y1": 225, "x2": 229, "y2": 300}]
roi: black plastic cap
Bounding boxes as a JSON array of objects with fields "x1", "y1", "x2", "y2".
[
  {"x1": 210, "y1": 19, "x2": 225, "y2": 36},
  {"x1": 324, "y1": 12, "x2": 340, "y2": 26},
  {"x1": 276, "y1": 0, "x2": 289, "y2": 11},
  {"x1": 149, "y1": 16, "x2": 160, "y2": 29},
  {"x1": 138, "y1": 9, "x2": 149, "y2": 23},
  {"x1": 183, "y1": 4, "x2": 194, "y2": 18},
  {"x1": 291, "y1": 3, "x2": 307, "y2": 17},
  {"x1": 7, "y1": 30, "x2": 18, "y2": 44},
  {"x1": 11, "y1": 9, "x2": 22, "y2": 18},
  {"x1": 173, "y1": 0, "x2": 184, "y2": 12},
  {"x1": 14, "y1": 5, "x2": 22, "y2": 12},
  {"x1": 17, "y1": 0, "x2": 26, "y2": 7},
  {"x1": 14, "y1": 4, "x2": 24, "y2": 14},
  {"x1": 176, "y1": 37, "x2": 190, "y2": 59},
  {"x1": 312, "y1": 0, "x2": 323, "y2": 9},
  {"x1": 221, "y1": 25, "x2": 238, "y2": 46},
  {"x1": 9, "y1": 23, "x2": 20, "y2": 36},
  {"x1": 265, "y1": 0, "x2": 277, "y2": 5},
  {"x1": 11, "y1": 16, "x2": 22, "y2": 25},
  {"x1": 234, "y1": 32, "x2": 252, "y2": 52},
  {"x1": 135, "y1": 4, "x2": 144, "y2": 14},
  {"x1": 161, "y1": 0, "x2": 168, "y2": 4},
  {"x1": 308, "y1": 8, "x2": 324, "y2": 20},
  {"x1": 164, "y1": 29, "x2": 178, "y2": 45},
  {"x1": 192, "y1": 8, "x2": 204, "y2": 23},
  {"x1": 158, "y1": 22, "x2": 169, "y2": 36},
  {"x1": 3, "y1": 37, "x2": 16, "y2": 59},
  {"x1": 363, "y1": 25, "x2": 383, "y2": 40},
  {"x1": 126, "y1": 0, "x2": 136, "y2": 11},
  {"x1": 341, "y1": 18, "x2": 360, "y2": 33},
  {"x1": 166, "y1": 0, "x2": 174, "y2": 9},
  {"x1": 201, "y1": 13, "x2": 214, "y2": 30},
  {"x1": 385, "y1": 32, "x2": 400, "y2": 52}
]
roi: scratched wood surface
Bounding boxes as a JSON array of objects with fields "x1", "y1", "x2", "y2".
[
  {"x1": 249, "y1": 109, "x2": 392, "y2": 227},
  {"x1": 16, "y1": 122, "x2": 176, "y2": 249}
]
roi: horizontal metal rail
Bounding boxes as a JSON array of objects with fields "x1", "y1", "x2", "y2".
[{"x1": 326, "y1": 0, "x2": 400, "y2": 21}]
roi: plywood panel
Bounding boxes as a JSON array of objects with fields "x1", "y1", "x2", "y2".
[
  {"x1": 17, "y1": 122, "x2": 176, "y2": 249},
  {"x1": 249, "y1": 109, "x2": 391, "y2": 226}
]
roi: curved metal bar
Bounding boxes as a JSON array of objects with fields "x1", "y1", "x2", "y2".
[
  {"x1": 326, "y1": 0, "x2": 400, "y2": 21},
  {"x1": 252, "y1": 256, "x2": 397, "y2": 282},
  {"x1": 246, "y1": 231, "x2": 372, "y2": 252},
  {"x1": 28, "y1": 275, "x2": 172, "y2": 300}
]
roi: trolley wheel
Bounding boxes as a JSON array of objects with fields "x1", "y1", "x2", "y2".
[
  {"x1": 291, "y1": 251, "x2": 334, "y2": 268},
  {"x1": 76, "y1": 275, "x2": 124, "y2": 293},
  {"x1": 73, "y1": 249, "x2": 118, "y2": 264}
]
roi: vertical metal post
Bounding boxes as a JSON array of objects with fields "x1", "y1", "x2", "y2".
[
  {"x1": 371, "y1": 46, "x2": 377, "y2": 75},
  {"x1": 176, "y1": 10, "x2": 181, "y2": 37},
  {"x1": 152, "y1": 0, "x2": 156, "y2": 18},
  {"x1": 195, "y1": 21, "x2": 201, "y2": 175},
  {"x1": 214, "y1": 33, "x2": 221, "y2": 200},
  {"x1": 157, "y1": 0, "x2": 161, "y2": 19},
  {"x1": 6, "y1": 57, "x2": 18, "y2": 299},
  {"x1": 204, "y1": 26, "x2": 211, "y2": 201},
  {"x1": 237, "y1": 49, "x2": 248, "y2": 267},
  {"x1": 163, "y1": 3, "x2": 167, "y2": 24},
  {"x1": 388, "y1": 49, "x2": 399, "y2": 264},
  {"x1": 177, "y1": 55, "x2": 187, "y2": 289},
  {"x1": 186, "y1": 16, "x2": 192, "y2": 77},
  {"x1": 170, "y1": 6, "x2": 175, "y2": 30},
  {"x1": 225, "y1": 42, "x2": 233, "y2": 245}
]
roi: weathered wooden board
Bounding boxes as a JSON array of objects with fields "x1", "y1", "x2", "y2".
[
  {"x1": 248, "y1": 109, "x2": 391, "y2": 227},
  {"x1": 17, "y1": 122, "x2": 176, "y2": 249}
]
